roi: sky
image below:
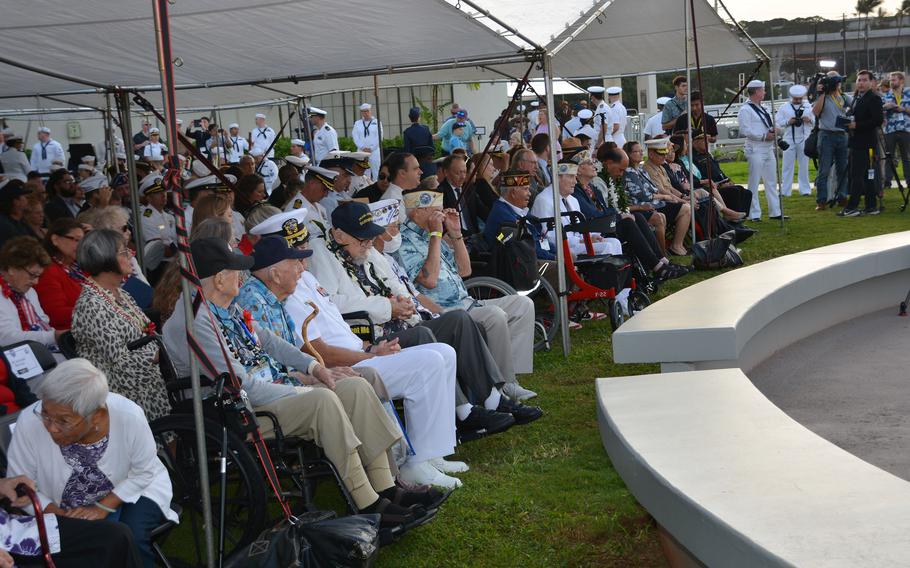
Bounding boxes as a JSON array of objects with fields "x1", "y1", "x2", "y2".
[{"x1": 721, "y1": 0, "x2": 904, "y2": 22}]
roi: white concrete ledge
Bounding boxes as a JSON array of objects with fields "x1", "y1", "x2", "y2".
[
  {"x1": 597, "y1": 368, "x2": 910, "y2": 567},
  {"x1": 613, "y1": 231, "x2": 910, "y2": 371}
]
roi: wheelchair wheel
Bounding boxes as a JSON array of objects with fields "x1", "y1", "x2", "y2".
[
  {"x1": 627, "y1": 290, "x2": 651, "y2": 316},
  {"x1": 151, "y1": 414, "x2": 268, "y2": 564},
  {"x1": 609, "y1": 299, "x2": 625, "y2": 331},
  {"x1": 464, "y1": 276, "x2": 560, "y2": 352}
]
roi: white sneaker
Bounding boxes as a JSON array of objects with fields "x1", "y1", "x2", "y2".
[
  {"x1": 399, "y1": 460, "x2": 463, "y2": 489},
  {"x1": 429, "y1": 457, "x2": 470, "y2": 473},
  {"x1": 502, "y1": 382, "x2": 537, "y2": 402}
]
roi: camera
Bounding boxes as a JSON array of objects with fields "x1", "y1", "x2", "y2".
[
  {"x1": 777, "y1": 139, "x2": 790, "y2": 151},
  {"x1": 808, "y1": 73, "x2": 843, "y2": 101},
  {"x1": 794, "y1": 107, "x2": 804, "y2": 120}
]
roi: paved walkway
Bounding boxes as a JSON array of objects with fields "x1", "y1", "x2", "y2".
[{"x1": 750, "y1": 307, "x2": 910, "y2": 481}]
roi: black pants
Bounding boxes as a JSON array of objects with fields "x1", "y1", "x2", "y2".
[
  {"x1": 12, "y1": 515, "x2": 143, "y2": 568},
  {"x1": 616, "y1": 214, "x2": 660, "y2": 270},
  {"x1": 718, "y1": 185, "x2": 753, "y2": 214},
  {"x1": 847, "y1": 144, "x2": 878, "y2": 210}
]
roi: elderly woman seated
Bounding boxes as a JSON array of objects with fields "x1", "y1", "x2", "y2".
[
  {"x1": 7, "y1": 358, "x2": 176, "y2": 567},
  {"x1": 71, "y1": 229, "x2": 171, "y2": 423},
  {"x1": 162, "y1": 237, "x2": 443, "y2": 528},
  {"x1": 0, "y1": 236, "x2": 64, "y2": 351}
]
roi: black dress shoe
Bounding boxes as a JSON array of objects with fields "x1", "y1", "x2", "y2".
[
  {"x1": 457, "y1": 407, "x2": 515, "y2": 442},
  {"x1": 496, "y1": 396, "x2": 544, "y2": 425},
  {"x1": 360, "y1": 497, "x2": 417, "y2": 528},
  {"x1": 768, "y1": 215, "x2": 790, "y2": 220},
  {"x1": 380, "y1": 485, "x2": 452, "y2": 512}
]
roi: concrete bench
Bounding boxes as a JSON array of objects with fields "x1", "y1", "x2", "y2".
[
  {"x1": 612, "y1": 231, "x2": 910, "y2": 372},
  {"x1": 597, "y1": 368, "x2": 910, "y2": 567}
]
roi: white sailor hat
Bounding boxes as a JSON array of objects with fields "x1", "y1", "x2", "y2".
[
  {"x1": 149, "y1": 127, "x2": 160, "y2": 134},
  {"x1": 77, "y1": 164, "x2": 94, "y2": 172},
  {"x1": 80, "y1": 175, "x2": 110, "y2": 193},
  {"x1": 49, "y1": 160, "x2": 65, "y2": 172},
  {"x1": 574, "y1": 125, "x2": 596, "y2": 139},
  {"x1": 284, "y1": 155, "x2": 310, "y2": 169},
  {"x1": 746, "y1": 79, "x2": 765, "y2": 89},
  {"x1": 606, "y1": 86, "x2": 622, "y2": 95},
  {"x1": 307, "y1": 107, "x2": 327, "y2": 116},
  {"x1": 368, "y1": 199, "x2": 400, "y2": 227},
  {"x1": 644, "y1": 137, "x2": 670, "y2": 153},
  {"x1": 577, "y1": 109, "x2": 594, "y2": 120},
  {"x1": 191, "y1": 160, "x2": 211, "y2": 178},
  {"x1": 255, "y1": 113, "x2": 267, "y2": 119},
  {"x1": 587, "y1": 86, "x2": 606, "y2": 95},
  {"x1": 228, "y1": 123, "x2": 239, "y2": 130},
  {"x1": 290, "y1": 138, "x2": 306, "y2": 147},
  {"x1": 176, "y1": 118, "x2": 183, "y2": 125},
  {"x1": 656, "y1": 96, "x2": 671, "y2": 106},
  {"x1": 81, "y1": 155, "x2": 96, "y2": 164},
  {"x1": 0, "y1": 128, "x2": 13, "y2": 136},
  {"x1": 37, "y1": 126, "x2": 51, "y2": 134},
  {"x1": 530, "y1": 101, "x2": 540, "y2": 107},
  {"x1": 250, "y1": 207, "x2": 310, "y2": 245},
  {"x1": 139, "y1": 172, "x2": 165, "y2": 195},
  {"x1": 359, "y1": 103, "x2": 372, "y2": 111},
  {"x1": 789, "y1": 84, "x2": 808, "y2": 98}
]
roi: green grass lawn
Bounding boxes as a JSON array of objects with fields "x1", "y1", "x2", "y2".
[
  {"x1": 721, "y1": 159, "x2": 906, "y2": 191},
  {"x1": 163, "y1": 180, "x2": 910, "y2": 568}
]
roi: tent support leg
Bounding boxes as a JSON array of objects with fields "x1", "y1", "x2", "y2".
[
  {"x1": 543, "y1": 53, "x2": 571, "y2": 357},
  {"x1": 116, "y1": 90, "x2": 146, "y2": 272}
]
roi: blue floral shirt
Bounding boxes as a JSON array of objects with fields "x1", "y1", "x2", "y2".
[
  {"x1": 398, "y1": 219, "x2": 470, "y2": 310},
  {"x1": 236, "y1": 276, "x2": 299, "y2": 347},
  {"x1": 882, "y1": 87, "x2": 910, "y2": 134}
]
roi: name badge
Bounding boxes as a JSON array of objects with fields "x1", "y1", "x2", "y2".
[
  {"x1": 539, "y1": 238, "x2": 550, "y2": 251},
  {"x1": 249, "y1": 363, "x2": 272, "y2": 383},
  {"x1": 868, "y1": 169, "x2": 875, "y2": 180}
]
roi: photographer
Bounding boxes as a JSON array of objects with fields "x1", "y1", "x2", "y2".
[
  {"x1": 185, "y1": 116, "x2": 212, "y2": 157},
  {"x1": 839, "y1": 70, "x2": 884, "y2": 217},
  {"x1": 736, "y1": 79, "x2": 784, "y2": 221},
  {"x1": 882, "y1": 71, "x2": 910, "y2": 189},
  {"x1": 812, "y1": 72, "x2": 851, "y2": 210},
  {"x1": 775, "y1": 85, "x2": 815, "y2": 197}
]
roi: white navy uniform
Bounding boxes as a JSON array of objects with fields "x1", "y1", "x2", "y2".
[
  {"x1": 0, "y1": 148, "x2": 31, "y2": 181},
  {"x1": 529, "y1": 188, "x2": 622, "y2": 257},
  {"x1": 312, "y1": 124, "x2": 339, "y2": 165},
  {"x1": 143, "y1": 142, "x2": 168, "y2": 161},
  {"x1": 29, "y1": 139, "x2": 65, "y2": 174},
  {"x1": 592, "y1": 101, "x2": 614, "y2": 145},
  {"x1": 283, "y1": 191, "x2": 329, "y2": 238},
  {"x1": 256, "y1": 159, "x2": 280, "y2": 193},
  {"x1": 287, "y1": 270, "x2": 456, "y2": 463},
  {"x1": 351, "y1": 118, "x2": 383, "y2": 178},
  {"x1": 349, "y1": 173, "x2": 372, "y2": 194},
  {"x1": 737, "y1": 101, "x2": 781, "y2": 219},
  {"x1": 563, "y1": 116, "x2": 582, "y2": 139},
  {"x1": 610, "y1": 101, "x2": 628, "y2": 148},
  {"x1": 643, "y1": 113, "x2": 665, "y2": 139},
  {"x1": 227, "y1": 135, "x2": 249, "y2": 163},
  {"x1": 250, "y1": 125, "x2": 276, "y2": 158},
  {"x1": 775, "y1": 101, "x2": 815, "y2": 196},
  {"x1": 140, "y1": 205, "x2": 177, "y2": 249}
]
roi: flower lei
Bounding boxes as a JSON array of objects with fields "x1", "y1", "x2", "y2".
[
  {"x1": 83, "y1": 278, "x2": 154, "y2": 335},
  {"x1": 0, "y1": 272, "x2": 51, "y2": 332},
  {"x1": 599, "y1": 170, "x2": 629, "y2": 214}
]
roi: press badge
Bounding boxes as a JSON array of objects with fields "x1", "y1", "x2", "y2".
[{"x1": 868, "y1": 169, "x2": 875, "y2": 180}]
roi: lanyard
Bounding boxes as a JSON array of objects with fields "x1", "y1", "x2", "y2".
[
  {"x1": 363, "y1": 120, "x2": 373, "y2": 136},
  {"x1": 41, "y1": 141, "x2": 49, "y2": 160},
  {"x1": 257, "y1": 128, "x2": 268, "y2": 139},
  {"x1": 829, "y1": 95, "x2": 845, "y2": 112},
  {"x1": 748, "y1": 102, "x2": 772, "y2": 129}
]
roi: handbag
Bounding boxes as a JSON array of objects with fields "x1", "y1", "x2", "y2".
[
  {"x1": 691, "y1": 230, "x2": 743, "y2": 270},
  {"x1": 804, "y1": 96, "x2": 824, "y2": 159}
]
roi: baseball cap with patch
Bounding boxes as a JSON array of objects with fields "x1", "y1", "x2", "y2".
[
  {"x1": 330, "y1": 201, "x2": 385, "y2": 239},
  {"x1": 500, "y1": 170, "x2": 531, "y2": 189}
]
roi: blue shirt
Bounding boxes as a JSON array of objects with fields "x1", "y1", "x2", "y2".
[
  {"x1": 437, "y1": 118, "x2": 475, "y2": 153},
  {"x1": 398, "y1": 219, "x2": 470, "y2": 309},
  {"x1": 235, "y1": 276, "x2": 298, "y2": 347},
  {"x1": 882, "y1": 87, "x2": 910, "y2": 134},
  {"x1": 483, "y1": 198, "x2": 555, "y2": 260},
  {"x1": 402, "y1": 122, "x2": 433, "y2": 155}
]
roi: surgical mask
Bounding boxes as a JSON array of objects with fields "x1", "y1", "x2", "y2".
[{"x1": 384, "y1": 232, "x2": 402, "y2": 254}]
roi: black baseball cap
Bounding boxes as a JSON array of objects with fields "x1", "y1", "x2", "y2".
[
  {"x1": 0, "y1": 179, "x2": 32, "y2": 201},
  {"x1": 251, "y1": 236, "x2": 312, "y2": 271},
  {"x1": 331, "y1": 201, "x2": 385, "y2": 240},
  {"x1": 191, "y1": 237, "x2": 254, "y2": 279}
]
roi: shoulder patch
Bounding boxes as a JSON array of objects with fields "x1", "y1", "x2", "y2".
[
  {"x1": 293, "y1": 199, "x2": 303, "y2": 208},
  {"x1": 324, "y1": 125, "x2": 330, "y2": 131},
  {"x1": 143, "y1": 209, "x2": 153, "y2": 217}
]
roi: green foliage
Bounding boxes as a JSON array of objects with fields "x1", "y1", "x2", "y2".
[
  {"x1": 413, "y1": 95, "x2": 452, "y2": 132},
  {"x1": 336, "y1": 136, "x2": 358, "y2": 152},
  {"x1": 272, "y1": 137, "x2": 291, "y2": 159}
]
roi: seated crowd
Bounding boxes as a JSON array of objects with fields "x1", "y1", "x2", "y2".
[{"x1": 0, "y1": 85, "x2": 756, "y2": 564}]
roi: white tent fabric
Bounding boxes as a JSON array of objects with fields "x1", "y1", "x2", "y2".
[{"x1": 0, "y1": 0, "x2": 762, "y2": 112}]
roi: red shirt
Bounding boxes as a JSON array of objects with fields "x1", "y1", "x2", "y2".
[
  {"x1": 237, "y1": 235, "x2": 254, "y2": 256},
  {"x1": 0, "y1": 364, "x2": 19, "y2": 414},
  {"x1": 33, "y1": 262, "x2": 83, "y2": 329}
]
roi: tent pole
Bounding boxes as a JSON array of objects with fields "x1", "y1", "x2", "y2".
[
  {"x1": 116, "y1": 90, "x2": 146, "y2": 272},
  {"x1": 685, "y1": 0, "x2": 695, "y2": 243},
  {"x1": 543, "y1": 53, "x2": 570, "y2": 357},
  {"x1": 151, "y1": 0, "x2": 216, "y2": 565},
  {"x1": 104, "y1": 92, "x2": 118, "y2": 175},
  {"x1": 373, "y1": 75, "x2": 383, "y2": 165},
  {"x1": 767, "y1": 60, "x2": 785, "y2": 230}
]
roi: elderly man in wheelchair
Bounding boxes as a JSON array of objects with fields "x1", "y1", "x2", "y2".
[{"x1": 162, "y1": 237, "x2": 444, "y2": 531}]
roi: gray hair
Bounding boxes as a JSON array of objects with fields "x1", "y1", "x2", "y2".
[
  {"x1": 191, "y1": 217, "x2": 232, "y2": 244},
  {"x1": 77, "y1": 228, "x2": 125, "y2": 276},
  {"x1": 244, "y1": 203, "x2": 281, "y2": 233},
  {"x1": 83, "y1": 206, "x2": 129, "y2": 232},
  {"x1": 36, "y1": 358, "x2": 109, "y2": 417}
]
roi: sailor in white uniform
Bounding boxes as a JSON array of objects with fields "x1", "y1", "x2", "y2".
[
  {"x1": 283, "y1": 165, "x2": 336, "y2": 240},
  {"x1": 309, "y1": 107, "x2": 338, "y2": 165},
  {"x1": 588, "y1": 86, "x2": 614, "y2": 147},
  {"x1": 737, "y1": 79, "x2": 783, "y2": 220},
  {"x1": 251, "y1": 148, "x2": 280, "y2": 193},
  {"x1": 227, "y1": 123, "x2": 249, "y2": 164},
  {"x1": 29, "y1": 127, "x2": 65, "y2": 175},
  {"x1": 607, "y1": 86, "x2": 627, "y2": 148},
  {"x1": 249, "y1": 113, "x2": 276, "y2": 158},
  {"x1": 351, "y1": 103, "x2": 383, "y2": 179},
  {"x1": 142, "y1": 128, "x2": 168, "y2": 161},
  {"x1": 138, "y1": 173, "x2": 177, "y2": 271},
  {"x1": 775, "y1": 84, "x2": 815, "y2": 196},
  {"x1": 643, "y1": 97, "x2": 671, "y2": 140}
]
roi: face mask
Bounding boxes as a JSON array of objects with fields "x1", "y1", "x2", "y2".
[{"x1": 384, "y1": 232, "x2": 402, "y2": 254}]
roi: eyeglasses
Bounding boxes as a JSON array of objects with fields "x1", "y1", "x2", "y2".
[
  {"x1": 117, "y1": 248, "x2": 131, "y2": 257},
  {"x1": 378, "y1": 173, "x2": 388, "y2": 181},
  {"x1": 22, "y1": 268, "x2": 42, "y2": 281},
  {"x1": 33, "y1": 406, "x2": 85, "y2": 431},
  {"x1": 60, "y1": 234, "x2": 81, "y2": 244}
]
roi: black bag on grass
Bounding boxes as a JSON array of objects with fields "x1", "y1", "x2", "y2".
[
  {"x1": 488, "y1": 221, "x2": 539, "y2": 291},
  {"x1": 691, "y1": 230, "x2": 743, "y2": 270}
]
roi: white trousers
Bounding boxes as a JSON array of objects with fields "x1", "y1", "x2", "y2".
[
  {"x1": 354, "y1": 343, "x2": 456, "y2": 461},
  {"x1": 463, "y1": 295, "x2": 535, "y2": 379},
  {"x1": 745, "y1": 143, "x2": 780, "y2": 219},
  {"x1": 781, "y1": 139, "x2": 811, "y2": 196},
  {"x1": 368, "y1": 149, "x2": 381, "y2": 180}
]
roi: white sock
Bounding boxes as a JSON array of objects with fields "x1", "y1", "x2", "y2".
[
  {"x1": 456, "y1": 403, "x2": 473, "y2": 422},
  {"x1": 484, "y1": 389, "x2": 502, "y2": 410}
]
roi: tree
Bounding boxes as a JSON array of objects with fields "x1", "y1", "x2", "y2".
[{"x1": 855, "y1": 0, "x2": 884, "y2": 68}]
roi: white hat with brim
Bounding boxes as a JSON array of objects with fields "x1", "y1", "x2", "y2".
[
  {"x1": 290, "y1": 139, "x2": 306, "y2": 147},
  {"x1": 587, "y1": 86, "x2": 606, "y2": 95},
  {"x1": 285, "y1": 155, "x2": 310, "y2": 169},
  {"x1": 255, "y1": 113, "x2": 267, "y2": 120},
  {"x1": 577, "y1": 109, "x2": 594, "y2": 120},
  {"x1": 746, "y1": 80, "x2": 765, "y2": 89},
  {"x1": 80, "y1": 175, "x2": 110, "y2": 193},
  {"x1": 308, "y1": 107, "x2": 327, "y2": 116},
  {"x1": 574, "y1": 125, "x2": 596, "y2": 139},
  {"x1": 359, "y1": 103, "x2": 372, "y2": 111},
  {"x1": 606, "y1": 86, "x2": 622, "y2": 95},
  {"x1": 656, "y1": 97, "x2": 671, "y2": 106}
]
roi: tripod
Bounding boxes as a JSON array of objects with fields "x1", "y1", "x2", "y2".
[{"x1": 882, "y1": 151, "x2": 910, "y2": 212}]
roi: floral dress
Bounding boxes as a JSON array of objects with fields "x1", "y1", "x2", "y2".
[{"x1": 71, "y1": 283, "x2": 170, "y2": 422}]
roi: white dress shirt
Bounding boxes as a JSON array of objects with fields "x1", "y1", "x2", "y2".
[
  {"x1": 643, "y1": 112, "x2": 665, "y2": 138},
  {"x1": 30, "y1": 138, "x2": 65, "y2": 173},
  {"x1": 737, "y1": 101, "x2": 775, "y2": 146},
  {"x1": 312, "y1": 124, "x2": 339, "y2": 164},
  {"x1": 250, "y1": 125, "x2": 276, "y2": 158}
]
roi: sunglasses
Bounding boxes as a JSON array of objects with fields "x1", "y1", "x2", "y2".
[{"x1": 378, "y1": 173, "x2": 388, "y2": 181}]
